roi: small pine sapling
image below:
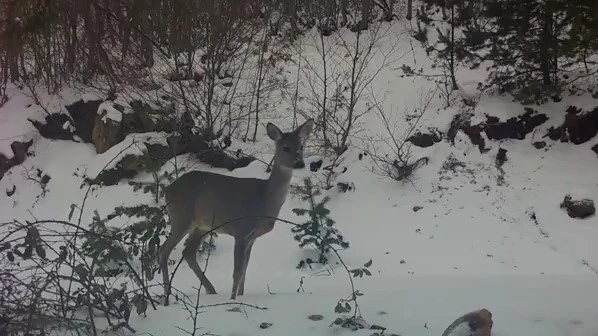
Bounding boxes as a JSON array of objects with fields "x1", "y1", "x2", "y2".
[{"x1": 291, "y1": 177, "x2": 349, "y2": 269}]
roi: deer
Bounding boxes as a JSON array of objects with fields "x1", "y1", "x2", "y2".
[{"x1": 158, "y1": 118, "x2": 314, "y2": 305}]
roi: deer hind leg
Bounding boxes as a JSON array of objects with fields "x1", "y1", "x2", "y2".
[
  {"x1": 183, "y1": 228, "x2": 217, "y2": 295},
  {"x1": 237, "y1": 240, "x2": 255, "y2": 297}
]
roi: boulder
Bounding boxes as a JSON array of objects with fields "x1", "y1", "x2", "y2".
[
  {"x1": 0, "y1": 153, "x2": 9, "y2": 180},
  {"x1": 545, "y1": 106, "x2": 598, "y2": 145},
  {"x1": 92, "y1": 110, "x2": 122, "y2": 154},
  {"x1": 407, "y1": 128, "x2": 443, "y2": 148},
  {"x1": 10, "y1": 140, "x2": 33, "y2": 165},
  {"x1": 28, "y1": 113, "x2": 76, "y2": 141},
  {"x1": 65, "y1": 99, "x2": 103, "y2": 143},
  {"x1": 0, "y1": 140, "x2": 33, "y2": 181},
  {"x1": 560, "y1": 195, "x2": 595, "y2": 219}
]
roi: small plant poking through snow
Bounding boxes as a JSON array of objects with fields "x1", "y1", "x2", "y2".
[
  {"x1": 331, "y1": 259, "x2": 374, "y2": 331},
  {"x1": 291, "y1": 177, "x2": 349, "y2": 269}
]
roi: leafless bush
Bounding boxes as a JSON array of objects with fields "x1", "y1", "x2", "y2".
[
  {"x1": 0, "y1": 147, "x2": 164, "y2": 336},
  {"x1": 295, "y1": 21, "x2": 400, "y2": 156},
  {"x1": 363, "y1": 88, "x2": 436, "y2": 183}
]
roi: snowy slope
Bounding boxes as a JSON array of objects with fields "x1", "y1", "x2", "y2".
[{"x1": 1, "y1": 20, "x2": 598, "y2": 336}]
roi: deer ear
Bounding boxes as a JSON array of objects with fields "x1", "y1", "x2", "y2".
[
  {"x1": 266, "y1": 122, "x2": 283, "y2": 141},
  {"x1": 295, "y1": 118, "x2": 314, "y2": 139}
]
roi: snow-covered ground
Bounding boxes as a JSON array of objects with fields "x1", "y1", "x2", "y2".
[{"x1": 1, "y1": 20, "x2": 598, "y2": 336}]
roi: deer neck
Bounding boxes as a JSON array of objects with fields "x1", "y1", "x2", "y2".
[{"x1": 264, "y1": 160, "x2": 293, "y2": 212}]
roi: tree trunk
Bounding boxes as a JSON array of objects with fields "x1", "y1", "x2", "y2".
[
  {"x1": 450, "y1": 5, "x2": 457, "y2": 90},
  {"x1": 66, "y1": 0, "x2": 78, "y2": 73},
  {"x1": 540, "y1": 2, "x2": 553, "y2": 87},
  {"x1": 407, "y1": 0, "x2": 413, "y2": 20},
  {"x1": 360, "y1": 0, "x2": 371, "y2": 30}
]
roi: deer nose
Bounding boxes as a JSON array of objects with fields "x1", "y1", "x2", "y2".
[{"x1": 293, "y1": 160, "x2": 305, "y2": 169}]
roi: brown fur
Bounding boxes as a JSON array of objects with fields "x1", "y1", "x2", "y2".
[{"x1": 441, "y1": 309, "x2": 493, "y2": 336}]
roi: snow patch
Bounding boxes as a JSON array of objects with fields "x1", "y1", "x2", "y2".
[{"x1": 98, "y1": 101, "x2": 123, "y2": 123}]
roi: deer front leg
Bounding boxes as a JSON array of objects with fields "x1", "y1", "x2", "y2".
[
  {"x1": 231, "y1": 237, "x2": 247, "y2": 300},
  {"x1": 238, "y1": 240, "x2": 255, "y2": 296}
]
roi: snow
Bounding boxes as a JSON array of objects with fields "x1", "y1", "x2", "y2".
[
  {"x1": 1, "y1": 19, "x2": 598, "y2": 336},
  {"x1": 98, "y1": 100, "x2": 123, "y2": 123}
]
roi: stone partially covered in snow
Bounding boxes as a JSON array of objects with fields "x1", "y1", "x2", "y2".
[
  {"x1": 441, "y1": 309, "x2": 493, "y2": 336},
  {"x1": 92, "y1": 112, "x2": 121, "y2": 154},
  {"x1": 560, "y1": 195, "x2": 595, "y2": 219}
]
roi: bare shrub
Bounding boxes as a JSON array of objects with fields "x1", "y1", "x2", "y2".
[
  {"x1": 295, "y1": 21, "x2": 401, "y2": 155},
  {"x1": 363, "y1": 88, "x2": 436, "y2": 183}
]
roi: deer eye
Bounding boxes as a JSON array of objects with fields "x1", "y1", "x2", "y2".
[{"x1": 282, "y1": 146, "x2": 290, "y2": 152}]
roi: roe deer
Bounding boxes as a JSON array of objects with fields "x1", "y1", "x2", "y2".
[{"x1": 158, "y1": 119, "x2": 314, "y2": 304}]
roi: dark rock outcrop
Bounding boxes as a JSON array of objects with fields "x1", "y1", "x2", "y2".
[
  {"x1": 89, "y1": 133, "x2": 254, "y2": 186},
  {"x1": 0, "y1": 140, "x2": 33, "y2": 181},
  {"x1": 28, "y1": 113, "x2": 76, "y2": 141},
  {"x1": 448, "y1": 108, "x2": 548, "y2": 153},
  {"x1": 545, "y1": 106, "x2": 598, "y2": 145},
  {"x1": 28, "y1": 99, "x2": 103, "y2": 143},
  {"x1": 407, "y1": 128, "x2": 443, "y2": 148},
  {"x1": 495, "y1": 148, "x2": 507, "y2": 168},
  {"x1": 484, "y1": 108, "x2": 548, "y2": 141},
  {"x1": 447, "y1": 113, "x2": 488, "y2": 153},
  {"x1": 65, "y1": 99, "x2": 103, "y2": 143},
  {"x1": 560, "y1": 195, "x2": 595, "y2": 219},
  {"x1": 92, "y1": 111, "x2": 122, "y2": 154},
  {"x1": 310, "y1": 159, "x2": 323, "y2": 172}
]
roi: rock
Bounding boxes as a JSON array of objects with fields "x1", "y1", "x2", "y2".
[
  {"x1": 370, "y1": 324, "x2": 386, "y2": 330},
  {"x1": 442, "y1": 309, "x2": 492, "y2": 336},
  {"x1": 310, "y1": 159, "x2": 323, "y2": 172},
  {"x1": 127, "y1": 100, "x2": 158, "y2": 132},
  {"x1": 65, "y1": 99, "x2": 103, "y2": 143},
  {"x1": 447, "y1": 113, "x2": 488, "y2": 153},
  {"x1": 448, "y1": 109, "x2": 548, "y2": 154},
  {"x1": 337, "y1": 182, "x2": 354, "y2": 193},
  {"x1": 533, "y1": 141, "x2": 546, "y2": 149},
  {"x1": 495, "y1": 148, "x2": 507, "y2": 168},
  {"x1": 6, "y1": 185, "x2": 16, "y2": 197},
  {"x1": 560, "y1": 195, "x2": 595, "y2": 219},
  {"x1": 28, "y1": 113, "x2": 76, "y2": 141},
  {"x1": 92, "y1": 110, "x2": 122, "y2": 154},
  {"x1": 90, "y1": 134, "x2": 255, "y2": 186},
  {"x1": 545, "y1": 106, "x2": 598, "y2": 145},
  {"x1": 413, "y1": 206, "x2": 423, "y2": 212},
  {"x1": 10, "y1": 140, "x2": 33, "y2": 165},
  {"x1": 308, "y1": 314, "x2": 324, "y2": 321},
  {"x1": 0, "y1": 153, "x2": 9, "y2": 180},
  {"x1": 592, "y1": 144, "x2": 598, "y2": 157},
  {"x1": 407, "y1": 128, "x2": 443, "y2": 148},
  {"x1": 484, "y1": 108, "x2": 548, "y2": 141},
  {"x1": 259, "y1": 322, "x2": 272, "y2": 329},
  {"x1": 196, "y1": 146, "x2": 255, "y2": 171},
  {"x1": 0, "y1": 140, "x2": 33, "y2": 182}
]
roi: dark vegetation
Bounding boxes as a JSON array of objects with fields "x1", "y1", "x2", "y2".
[{"x1": 1, "y1": 0, "x2": 598, "y2": 335}]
